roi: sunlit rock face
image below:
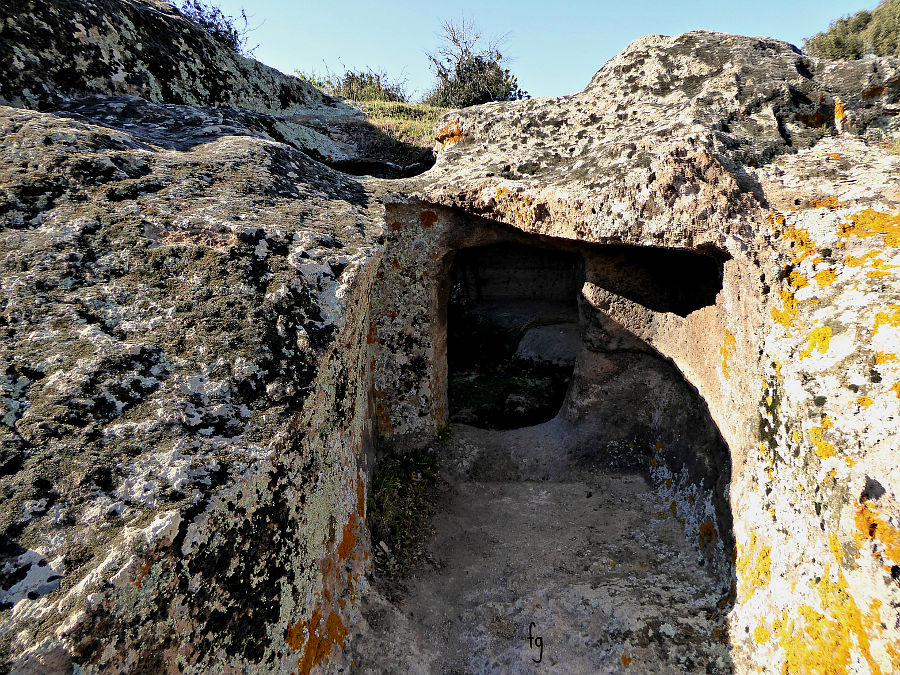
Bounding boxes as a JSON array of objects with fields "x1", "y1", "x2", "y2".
[
  {"x1": 2, "y1": 1, "x2": 900, "y2": 671},
  {"x1": 0, "y1": 1, "x2": 388, "y2": 672},
  {"x1": 376, "y1": 31, "x2": 900, "y2": 674}
]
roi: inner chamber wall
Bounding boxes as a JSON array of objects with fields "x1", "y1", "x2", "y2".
[{"x1": 371, "y1": 200, "x2": 740, "y2": 579}]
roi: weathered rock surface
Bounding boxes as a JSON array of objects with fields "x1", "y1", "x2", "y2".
[
  {"x1": 0, "y1": 1, "x2": 398, "y2": 672},
  {"x1": 374, "y1": 30, "x2": 900, "y2": 675},
  {"x1": 0, "y1": 0, "x2": 431, "y2": 172},
  {"x1": 3, "y1": 2, "x2": 900, "y2": 672}
]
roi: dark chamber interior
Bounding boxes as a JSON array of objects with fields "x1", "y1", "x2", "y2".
[{"x1": 447, "y1": 244, "x2": 583, "y2": 429}]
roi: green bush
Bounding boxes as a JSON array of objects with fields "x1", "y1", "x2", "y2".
[
  {"x1": 804, "y1": 0, "x2": 900, "y2": 59},
  {"x1": 177, "y1": 1, "x2": 258, "y2": 55},
  {"x1": 424, "y1": 19, "x2": 528, "y2": 108},
  {"x1": 296, "y1": 67, "x2": 407, "y2": 102},
  {"x1": 424, "y1": 55, "x2": 527, "y2": 108}
]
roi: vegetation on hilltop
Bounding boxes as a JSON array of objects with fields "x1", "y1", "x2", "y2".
[
  {"x1": 296, "y1": 67, "x2": 408, "y2": 103},
  {"x1": 804, "y1": 0, "x2": 900, "y2": 59},
  {"x1": 178, "y1": 4, "x2": 526, "y2": 156},
  {"x1": 358, "y1": 100, "x2": 450, "y2": 148},
  {"x1": 422, "y1": 18, "x2": 528, "y2": 108},
  {"x1": 176, "y1": 0, "x2": 259, "y2": 55}
]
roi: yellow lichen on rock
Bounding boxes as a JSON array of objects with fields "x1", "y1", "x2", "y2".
[
  {"x1": 855, "y1": 501, "x2": 900, "y2": 563},
  {"x1": 800, "y1": 326, "x2": 832, "y2": 358},
  {"x1": 495, "y1": 186, "x2": 537, "y2": 229},
  {"x1": 737, "y1": 532, "x2": 772, "y2": 600},
  {"x1": 814, "y1": 268, "x2": 837, "y2": 286},
  {"x1": 808, "y1": 417, "x2": 836, "y2": 460},
  {"x1": 809, "y1": 197, "x2": 846, "y2": 209},
  {"x1": 773, "y1": 542, "x2": 888, "y2": 675},
  {"x1": 721, "y1": 329, "x2": 736, "y2": 377},
  {"x1": 839, "y1": 209, "x2": 900, "y2": 248},
  {"x1": 436, "y1": 120, "x2": 463, "y2": 150},
  {"x1": 789, "y1": 271, "x2": 809, "y2": 289},
  {"x1": 771, "y1": 290, "x2": 800, "y2": 330},
  {"x1": 783, "y1": 226, "x2": 817, "y2": 264},
  {"x1": 873, "y1": 305, "x2": 900, "y2": 334}
]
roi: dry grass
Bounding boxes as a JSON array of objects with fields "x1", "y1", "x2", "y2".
[{"x1": 359, "y1": 101, "x2": 449, "y2": 150}]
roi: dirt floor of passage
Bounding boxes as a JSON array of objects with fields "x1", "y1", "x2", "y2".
[{"x1": 341, "y1": 425, "x2": 733, "y2": 674}]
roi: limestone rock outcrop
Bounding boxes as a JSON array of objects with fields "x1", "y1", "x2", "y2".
[
  {"x1": 375, "y1": 30, "x2": 900, "y2": 674},
  {"x1": 1, "y1": 1, "x2": 387, "y2": 672}
]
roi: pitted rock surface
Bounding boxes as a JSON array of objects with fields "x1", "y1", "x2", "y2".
[
  {"x1": 372, "y1": 29, "x2": 900, "y2": 675},
  {"x1": 0, "y1": 14, "x2": 389, "y2": 669},
  {"x1": 413, "y1": 31, "x2": 900, "y2": 249}
]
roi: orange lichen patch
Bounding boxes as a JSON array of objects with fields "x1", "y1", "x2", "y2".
[
  {"x1": 875, "y1": 351, "x2": 898, "y2": 364},
  {"x1": 826, "y1": 152, "x2": 844, "y2": 160},
  {"x1": 286, "y1": 617, "x2": 306, "y2": 651},
  {"x1": 294, "y1": 607, "x2": 349, "y2": 674},
  {"x1": 720, "y1": 329, "x2": 736, "y2": 377},
  {"x1": 838, "y1": 209, "x2": 900, "y2": 247},
  {"x1": 337, "y1": 512, "x2": 358, "y2": 560},
  {"x1": 390, "y1": 221, "x2": 402, "y2": 232},
  {"x1": 134, "y1": 560, "x2": 153, "y2": 589},
  {"x1": 857, "y1": 396, "x2": 874, "y2": 408},
  {"x1": 868, "y1": 270, "x2": 892, "y2": 277},
  {"x1": 800, "y1": 326, "x2": 832, "y2": 358},
  {"x1": 783, "y1": 226, "x2": 817, "y2": 264},
  {"x1": 854, "y1": 502, "x2": 900, "y2": 563},
  {"x1": 873, "y1": 305, "x2": 900, "y2": 334},
  {"x1": 621, "y1": 654, "x2": 632, "y2": 667},
  {"x1": 891, "y1": 382, "x2": 900, "y2": 399},
  {"x1": 789, "y1": 271, "x2": 809, "y2": 289},
  {"x1": 771, "y1": 291, "x2": 800, "y2": 330},
  {"x1": 814, "y1": 268, "x2": 837, "y2": 286},
  {"x1": 419, "y1": 211, "x2": 438, "y2": 229},
  {"x1": 809, "y1": 197, "x2": 846, "y2": 209},
  {"x1": 834, "y1": 97, "x2": 847, "y2": 122},
  {"x1": 495, "y1": 186, "x2": 537, "y2": 229},
  {"x1": 754, "y1": 623, "x2": 771, "y2": 644},
  {"x1": 699, "y1": 521, "x2": 718, "y2": 547},
  {"x1": 737, "y1": 532, "x2": 772, "y2": 600},
  {"x1": 809, "y1": 417, "x2": 836, "y2": 460},
  {"x1": 767, "y1": 211, "x2": 786, "y2": 228},
  {"x1": 436, "y1": 120, "x2": 463, "y2": 150}
]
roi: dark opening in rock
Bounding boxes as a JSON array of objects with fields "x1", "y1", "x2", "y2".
[
  {"x1": 447, "y1": 244, "x2": 583, "y2": 429},
  {"x1": 327, "y1": 157, "x2": 435, "y2": 178}
]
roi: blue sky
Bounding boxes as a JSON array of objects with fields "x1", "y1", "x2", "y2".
[{"x1": 209, "y1": 1, "x2": 879, "y2": 99}]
